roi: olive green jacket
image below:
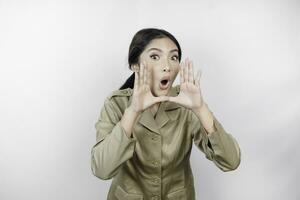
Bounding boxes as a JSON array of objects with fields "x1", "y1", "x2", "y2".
[{"x1": 91, "y1": 85, "x2": 241, "y2": 200}]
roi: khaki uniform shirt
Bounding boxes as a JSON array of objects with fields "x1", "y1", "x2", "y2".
[{"x1": 91, "y1": 85, "x2": 241, "y2": 200}]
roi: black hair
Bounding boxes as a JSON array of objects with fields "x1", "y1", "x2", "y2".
[{"x1": 119, "y1": 28, "x2": 182, "y2": 90}]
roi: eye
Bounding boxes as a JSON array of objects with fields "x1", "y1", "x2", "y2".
[
  {"x1": 150, "y1": 54, "x2": 159, "y2": 60},
  {"x1": 171, "y1": 55, "x2": 179, "y2": 61}
]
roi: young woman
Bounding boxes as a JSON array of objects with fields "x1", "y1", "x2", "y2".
[{"x1": 91, "y1": 28, "x2": 241, "y2": 200}]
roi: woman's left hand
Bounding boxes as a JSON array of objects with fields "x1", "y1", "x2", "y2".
[{"x1": 169, "y1": 58, "x2": 204, "y2": 111}]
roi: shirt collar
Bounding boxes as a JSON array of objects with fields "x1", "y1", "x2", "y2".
[{"x1": 127, "y1": 85, "x2": 181, "y2": 134}]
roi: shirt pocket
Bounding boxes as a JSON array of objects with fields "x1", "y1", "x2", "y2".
[
  {"x1": 114, "y1": 185, "x2": 143, "y2": 200},
  {"x1": 167, "y1": 187, "x2": 187, "y2": 200}
]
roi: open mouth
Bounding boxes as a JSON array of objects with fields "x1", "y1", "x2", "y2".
[{"x1": 159, "y1": 78, "x2": 170, "y2": 90}]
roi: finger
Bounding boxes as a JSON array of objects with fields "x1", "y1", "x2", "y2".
[
  {"x1": 153, "y1": 96, "x2": 169, "y2": 104},
  {"x1": 180, "y1": 62, "x2": 184, "y2": 84},
  {"x1": 187, "y1": 59, "x2": 191, "y2": 82},
  {"x1": 146, "y1": 62, "x2": 150, "y2": 86},
  {"x1": 188, "y1": 60, "x2": 194, "y2": 83},
  {"x1": 168, "y1": 96, "x2": 182, "y2": 105},
  {"x1": 184, "y1": 58, "x2": 188, "y2": 83},
  {"x1": 139, "y1": 62, "x2": 144, "y2": 85},
  {"x1": 192, "y1": 61, "x2": 195, "y2": 83},
  {"x1": 168, "y1": 96, "x2": 177, "y2": 103},
  {"x1": 198, "y1": 69, "x2": 203, "y2": 87},
  {"x1": 195, "y1": 70, "x2": 200, "y2": 87},
  {"x1": 134, "y1": 68, "x2": 139, "y2": 89},
  {"x1": 143, "y1": 62, "x2": 147, "y2": 87},
  {"x1": 145, "y1": 63, "x2": 151, "y2": 92}
]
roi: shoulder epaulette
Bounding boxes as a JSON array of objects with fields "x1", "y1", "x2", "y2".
[{"x1": 108, "y1": 88, "x2": 132, "y2": 99}]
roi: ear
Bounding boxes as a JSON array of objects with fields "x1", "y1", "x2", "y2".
[{"x1": 130, "y1": 64, "x2": 140, "y2": 72}]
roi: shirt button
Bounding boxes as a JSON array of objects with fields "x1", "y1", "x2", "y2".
[
  {"x1": 152, "y1": 160, "x2": 159, "y2": 166},
  {"x1": 151, "y1": 195, "x2": 159, "y2": 200},
  {"x1": 151, "y1": 136, "x2": 158, "y2": 141},
  {"x1": 152, "y1": 177, "x2": 160, "y2": 184}
]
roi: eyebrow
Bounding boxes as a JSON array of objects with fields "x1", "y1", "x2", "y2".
[{"x1": 147, "y1": 48, "x2": 178, "y2": 53}]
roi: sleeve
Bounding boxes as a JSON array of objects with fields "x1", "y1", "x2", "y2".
[
  {"x1": 190, "y1": 111, "x2": 241, "y2": 172},
  {"x1": 91, "y1": 97, "x2": 137, "y2": 180}
]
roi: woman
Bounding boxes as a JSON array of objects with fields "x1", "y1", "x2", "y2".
[{"x1": 91, "y1": 28, "x2": 241, "y2": 200}]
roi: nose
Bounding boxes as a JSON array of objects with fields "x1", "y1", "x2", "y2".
[
  {"x1": 161, "y1": 58, "x2": 172, "y2": 72},
  {"x1": 162, "y1": 63, "x2": 171, "y2": 72},
  {"x1": 163, "y1": 67, "x2": 170, "y2": 72}
]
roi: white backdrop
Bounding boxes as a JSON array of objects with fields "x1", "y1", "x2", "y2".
[{"x1": 0, "y1": 0, "x2": 299, "y2": 199}]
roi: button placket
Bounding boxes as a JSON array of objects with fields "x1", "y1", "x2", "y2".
[
  {"x1": 151, "y1": 195, "x2": 159, "y2": 200},
  {"x1": 147, "y1": 133, "x2": 162, "y2": 200},
  {"x1": 151, "y1": 135, "x2": 158, "y2": 141},
  {"x1": 152, "y1": 160, "x2": 159, "y2": 166},
  {"x1": 152, "y1": 177, "x2": 160, "y2": 184}
]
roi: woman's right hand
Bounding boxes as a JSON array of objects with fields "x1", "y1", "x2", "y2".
[{"x1": 129, "y1": 62, "x2": 169, "y2": 114}]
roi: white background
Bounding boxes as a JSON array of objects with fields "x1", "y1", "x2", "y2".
[{"x1": 0, "y1": 0, "x2": 299, "y2": 199}]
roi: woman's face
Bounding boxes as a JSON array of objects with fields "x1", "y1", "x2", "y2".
[{"x1": 137, "y1": 37, "x2": 180, "y2": 97}]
